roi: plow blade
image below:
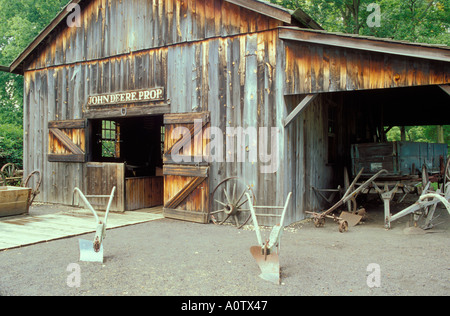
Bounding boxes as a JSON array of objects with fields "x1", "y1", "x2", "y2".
[
  {"x1": 339, "y1": 211, "x2": 362, "y2": 227},
  {"x1": 79, "y1": 239, "x2": 103, "y2": 263},
  {"x1": 250, "y1": 246, "x2": 280, "y2": 285}
]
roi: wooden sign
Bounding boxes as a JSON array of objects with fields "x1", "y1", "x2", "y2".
[{"x1": 87, "y1": 88, "x2": 164, "y2": 107}]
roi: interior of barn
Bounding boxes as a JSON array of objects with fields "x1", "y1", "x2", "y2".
[
  {"x1": 291, "y1": 84, "x2": 450, "y2": 230},
  {"x1": 87, "y1": 115, "x2": 165, "y2": 210}
]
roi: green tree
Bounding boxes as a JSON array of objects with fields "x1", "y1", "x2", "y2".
[
  {"x1": 271, "y1": 0, "x2": 450, "y2": 45},
  {"x1": 0, "y1": 0, "x2": 70, "y2": 169}
]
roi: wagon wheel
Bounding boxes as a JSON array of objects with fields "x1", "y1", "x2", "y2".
[
  {"x1": 1, "y1": 163, "x2": 17, "y2": 178},
  {"x1": 1, "y1": 163, "x2": 17, "y2": 185},
  {"x1": 338, "y1": 220, "x2": 349, "y2": 233},
  {"x1": 23, "y1": 170, "x2": 42, "y2": 206},
  {"x1": 209, "y1": 177, "x2": 255, "y2": 228},
  {"x1": 444, "y1": 158, "x2": 450, "y2": 189}
]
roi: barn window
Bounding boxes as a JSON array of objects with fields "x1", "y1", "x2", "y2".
[{"x1": 100, "y1": 120, "x2": 120, "y2": 158}]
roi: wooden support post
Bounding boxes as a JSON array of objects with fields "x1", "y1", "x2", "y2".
[
  {"x1": 437, "y1": 125, "x2": 444, "y2": 144},
  {"x1": 283, "y1": 94, "x2": 317, "y2": 128}
]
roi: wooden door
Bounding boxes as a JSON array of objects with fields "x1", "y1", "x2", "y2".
[
  {"x1": 84, "y1": 162, "x2": 125, "y2": 212},
  {"x1": 163, "y1": 112, "x2": 210, "y2": 223},
  {"x1": 48, "y1": 119, "x2": 86, "y2": 163}
]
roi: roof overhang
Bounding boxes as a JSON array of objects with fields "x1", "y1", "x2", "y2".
[
  {"x1": 279, "y1": 27, "x2": 450, "y2": 63},
  {"x1": 225, "y1": 0, "x2": 293, "y2": 24},
  {"x1": 0, "y1": 65, "x2": 10, "y2": 73}
]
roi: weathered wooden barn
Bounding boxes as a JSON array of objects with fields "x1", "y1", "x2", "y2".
[{"x1": 2, "y1": 0, "x2": 450, "y2": 226}]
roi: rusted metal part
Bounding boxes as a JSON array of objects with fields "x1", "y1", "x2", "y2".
[
  {"x1": 23, "y1": 170, "x2": 42, "y2": 207},
  {"x1": 308, "y1": 168, "x2": 387, "y2": 232},
  {"x1": 247, "y1": 192, "x2": 292, "y2": 285}
]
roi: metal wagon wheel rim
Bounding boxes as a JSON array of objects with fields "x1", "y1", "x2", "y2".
[
  {"x1": 23, "y1": 170, "x2": 42, "y2": 206},
  {"x1": 209, "y1": 177, "x2": 255, "y2": 229},
  {"x1": 1, "y1": 163, "x2": 17, "y2": 178}
]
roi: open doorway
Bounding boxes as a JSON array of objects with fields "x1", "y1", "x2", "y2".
[{"x1": 87, "y1": 115, "x2": 165, "y2": 211}]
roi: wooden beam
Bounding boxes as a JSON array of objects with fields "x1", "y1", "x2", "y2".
[
  {"x1": 163, "y1": 165, "x2": 209, "y2": 177},
  {"x1": 439, "y1": 85, "x2": 450, "y2": 96},
  {"x1": 279, "y1": 27, "x2": 450, "y2": 63},
  {"x1": 291, "y1": 8, "x2": 323, "y2": 30},
  {"x1": 284, "y1": 94, "x2": 318, "y2": 128},
  {"x1": 84, "y1": 104, "x2": 170, "y2": 119},
  {"x1": 225, "y1": 0, "x2": 292, "y2": 24},
  {"x1": 49, "y1": 128, "x2": 84, "y2": 155},
  {"x1": 48, "y1": 154, "x2": 86, "y2": 163},
  {"x1": 48, "y1": 119, "x2": 85, "y2": 129}
]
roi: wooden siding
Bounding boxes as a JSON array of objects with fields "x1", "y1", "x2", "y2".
[
  {"x1": 284, "y1": 40, "x2": 450, "y2": 95},
  {"x1": 23, "y1": 29, "x2": 291, "y2": 224},
  {"x1": 24, "y1": 0, "x2": 284, "y2": 72},
  {"x1": 22, "y1": 0, "x2": 290, "y2": 224},
  {"x1": 284, "y1": 94, "x2": 335, "y2": 218},
  {"x1": 21, "y1": 0, "x2": 449, "y2": 225}
]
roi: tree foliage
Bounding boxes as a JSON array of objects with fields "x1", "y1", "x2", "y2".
[
  {"x1": 0, "y1": 0, "x2": 70, "y2": 168},
  {"x1": 272, "y1": 0, "x2": 450, "y2": 45}
]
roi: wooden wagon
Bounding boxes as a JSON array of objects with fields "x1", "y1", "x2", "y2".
[
  {"x1": 351, "y1": 141, "x2": 448, "y2": 228},
  {"x1": 0, "y1": 186, "x2": 32, "y2": 217}
]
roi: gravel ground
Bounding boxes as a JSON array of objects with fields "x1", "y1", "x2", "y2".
[{"x1": 0, "y1": 198, "x2": 449, "y2": 297}]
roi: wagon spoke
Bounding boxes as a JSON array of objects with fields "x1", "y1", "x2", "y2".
[
  {"x1": 236, "y1": 197, "x2": 249, "y2": 209},
  {"x1": 210, "y1": 208, "x2": 226, "y2": 215},
  {"x1": 219, "y1": 214, "x2": 231, "y2": 225},
  {"x1": 223, "y1": 188, "x2": 232, "y2": 205},
  {"x1": 233, "y1": 215, "x2": 240, "y2": 227},
  {"x1": 235, "y1": 187, "x2": 248, "y2": 206},
  {"x1": 214, "y1": 199, "x2": 227, "y2": 207}
]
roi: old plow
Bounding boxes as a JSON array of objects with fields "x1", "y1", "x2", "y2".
[
  {"x1": 308, "y1": 168, "x2": 388, "y2": 232},
  {"x1": 72, "y1": 186, "x2": 116, "y2": 263},
  {"x1": 247, "y1": 192, "x2": 292, "y2": 285},
  {"x1": 386, "y1": 158, "x2": 450, "y2": 230}
]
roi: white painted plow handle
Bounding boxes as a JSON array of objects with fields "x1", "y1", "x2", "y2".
[
  {"x1": 73, "y1": 187, "x2": 99, "y2": 224},
  {"x1": 103, "y1": 186, "x2": 116, "y2": 226},
  {"x1": 246, "y1": 192, "x2": 263, "y2": 247},
  {"x1": 419, "y1": 194, "x2": 450, "y2": 214}
]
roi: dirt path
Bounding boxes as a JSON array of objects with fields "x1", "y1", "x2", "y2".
[{"x1": 0, "y1": 200, "x2": 449, "y2": 296}]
